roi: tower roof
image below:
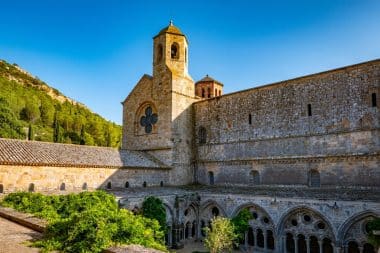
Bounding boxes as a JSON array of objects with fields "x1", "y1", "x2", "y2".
[
  {"x1": 196, "y1": 74, "x2": 224, "y2": 86},
  {"x1": 154, "y1": 21, "x2": 186, "y2": 38}
]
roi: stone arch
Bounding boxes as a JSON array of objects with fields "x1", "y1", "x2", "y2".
[
  {"x1": 232, "y1": 202, "x2": 276, "y2": 250},
  {"x1": 231, "y1": 202, "x2": 274, "y2": 223},
  {"x1": 338, "y1": 210, "x2": 379, "y2": 248},
  {"x1": 156, "y1": 43, "x2": 163, "y2": 63},
  {"x1": 28, "y1": 183, "x2": 35, "y2": 192},
  {"x1": 161, "y1": 201, "x2": 175, "y2": 225},
  {"x1": 198, "y1": 126, "x2": 207, "y2": 144},
  {"x1": 277, "y1": 205, "x2": 337, "y2": 243},
  {"x1": 135, "y1": 102, "x2": 158, "y2": 135},
  {"x1": 0, "y1": 184, "x2": 4, "y2": 193},
  {"x1": 171, "y1": 42, "x2": 180, "y2": 59},
  {"x1": 183, "y1": 203, "x2": 198, "y2": 239},
  {"x1": 199, "y1": 200, "x2": 226, "y2": 238},
  {"x1": 250, "y1": 170, "x2": 260, "y2": 185},
  {"x1": 200, "y1": 200, "x2": 227, "y2": 217}
]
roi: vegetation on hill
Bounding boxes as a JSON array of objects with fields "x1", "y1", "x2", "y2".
[
  {"x1": 0, "y1": 191, "x2": 167, "y2": 253},
  {"x1": 0, "y1": 60, "x2": 121, "y2": 147}
]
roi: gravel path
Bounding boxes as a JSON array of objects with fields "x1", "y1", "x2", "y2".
[{"x1": 0, "y1": 217, "x2": 42, "y2": 253}]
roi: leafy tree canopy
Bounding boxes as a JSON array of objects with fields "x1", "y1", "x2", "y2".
[
  {"x1": 204, "y1": 217, "x2": 238, "y2": 253},
  {"x1": 141, "y1": 196, "x2": 167, "y2": 232},
  {"x1": 231, "y1": 208, "x2": 253, "y2": 241}
]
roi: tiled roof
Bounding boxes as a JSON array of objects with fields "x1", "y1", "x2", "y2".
[
  {"x1": 195, "y1": 75, "x2": 224, "y2": 86},
  {"x1": 157, "y1": 23, "x2": 183, "y2": 36},
  {"x1": 0, "y1": 138, "x2": 169, "y2": 169}
]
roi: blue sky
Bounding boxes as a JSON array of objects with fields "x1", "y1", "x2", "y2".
[{"x1": 1, "y1": 0, "x2": 379, "y2": 124}]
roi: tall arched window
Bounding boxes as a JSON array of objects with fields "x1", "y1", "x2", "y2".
[
  {"x1": 60, "y1": 182, "x2": 66, "y2": 191},
  {"x1": 211, "y1": 207, "x2": 219, "y2": 216},
  {"x1": 201, "y1": 88, "x2": 205, "y2": 98},
  {"x1": 156, "y1": 44, "x2": 163, "y2": 62},
  {"x1": 28, "y1": 183, "x2": 35, "y2": 192},
  {"x1": 309, "y1": 170, "x2": 320, "y2": 187},
  {"x1": 207, "y1": 88, "x2": 211, "y2": 98},
  {"x1": 0, "y1": 184, "x2": 3, "y2": 193},
  {"x1": 250, "y1": 170, "x2": 260, "y2": 185},
  {"x1": 208, "y1": 171, "x2": 214, "y2": 185},
  {"x1": 171, "y1": 43, "x2": 179, "y2": 59},
  {"x1": 198, "y1": 126, "x2": 207, "y2": 144}
]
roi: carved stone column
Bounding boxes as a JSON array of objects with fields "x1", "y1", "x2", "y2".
[
  {"x1": 318, "y1": 240, "x2": 323, "y2": 253},
  {"x1": 264, "y1": 231, "x2": 268, "y2": 250},
  {"x1": 306, "y1": 237, "x2": 310, "y2": 253}
]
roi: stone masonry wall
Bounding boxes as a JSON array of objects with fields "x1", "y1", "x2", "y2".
[
  {"x1": 0, "y1": 165, "x2": 170, "y2": 193},
  {"x1": 194, "y1": 60, "x2": 380, "y2": 187}
]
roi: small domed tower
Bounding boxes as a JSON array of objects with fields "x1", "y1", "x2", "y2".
[{"x1": 195, "y1": 75, "x2": 223, "y2": 98}]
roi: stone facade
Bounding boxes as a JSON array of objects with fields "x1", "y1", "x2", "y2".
[
  {"x1": 118, "y1": 22, "x2": 379, "y2": 252},
  {"x1": 0, "y1": 22, "x2": 379, "y2": 253}
]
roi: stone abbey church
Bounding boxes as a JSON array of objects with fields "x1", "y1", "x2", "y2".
[{"x1": 1, "y1": 22, "x2": 380, "y2": 253}]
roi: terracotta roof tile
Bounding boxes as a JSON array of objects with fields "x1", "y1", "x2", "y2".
[{"x1": 0, "y1": 138, "x2": 169, "y2": 169}]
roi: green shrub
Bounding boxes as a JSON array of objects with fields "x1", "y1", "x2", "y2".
[
  {"x1": 141, "y1": 196, "x2": 167, "y2": 232},
  {"x1": 231, "y1": 208, "x2": 253, "y2": 242},
  {"x1": 1, "y1": 191, "x2": 167, "y2": 253}
]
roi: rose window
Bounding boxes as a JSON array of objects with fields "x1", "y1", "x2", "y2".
[{"x1": 140, "y1": 106, "x2": 158, "y2": 134}]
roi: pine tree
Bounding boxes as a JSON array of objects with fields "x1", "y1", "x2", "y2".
[
  {"x1": 53, "y1": 112, "x2": 60, "y2": 143},
  {"x1": 80, "y1": 126, "x2": 85, "y2": 145},
  {"x1": 28, "y1": 124, "x2": 34, "y2": 141}
]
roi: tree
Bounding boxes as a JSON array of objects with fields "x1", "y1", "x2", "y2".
[
  {"x1": 20, "y1": 100, "x2": 40, "y2": 122},
  {"x1": 53, "y1": 112, "x2": 62, "y2": 143},
  {"x1": 39, "y1": 98, "x2": 55, "y2": 126},
  {"x1": 231, "y1": 208, "x2": 253, "y2": 242},
  {"x1": 141, "y1": 196, "x2": 167, "y2": 232},
  {"x1": 80, "y1": 126, "x2": 86, "y2": 145},
  {"x1": 204, "y1": 217, "x2": 238, "y2": 253},
  {"x1": 28, "y1": 124, "x2": 34, "y2": 141},
  {"x1": 0, "y1": 97, "x2": 23, "y2": 138}
]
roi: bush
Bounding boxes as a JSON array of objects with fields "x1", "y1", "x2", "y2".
[
  {"x1": 204, "y1": 217, "x2": 237, "y2": 253},
  {"x1": 367, "y1": 218, "x2": 380, "y2": 249},
  {"x1": 1, "y1": 191, "x2": 167, "y2": 253},
  {"x1": 231, "y1": 208, "x2": 253, "y2": 242},
  {"x1": 141, "y1": 196, "x2": 167, "y2": 232}
]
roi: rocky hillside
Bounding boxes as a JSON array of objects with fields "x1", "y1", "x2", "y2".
[{"x1": 0, "y1": 59, "x2": 121, "y2": 147}]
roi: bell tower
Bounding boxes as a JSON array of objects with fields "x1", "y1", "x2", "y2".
[
  {"x1": 152, "y1": 21, "x2": 193, "y2": 98},
  {"x1": 152, "y1": 21, "x2": 197, "y2": 185},
  {"x1": 122, "y1": 21, "x2": 198, "y2": 185}
]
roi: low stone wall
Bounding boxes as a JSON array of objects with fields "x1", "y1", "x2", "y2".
[{"x1": 0, "y1": 165, "x2": 170, "y2": 193}]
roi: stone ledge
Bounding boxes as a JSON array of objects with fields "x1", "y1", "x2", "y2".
[
  {"x1": 104, "y1": 245, "x2": 164, "y2": 253},
  {"x1": 0, "y1": 206, "x2": 164, "y2": 253},
  {"x1": 0, "y1": 206, "x2": 46, "y2": 233}
]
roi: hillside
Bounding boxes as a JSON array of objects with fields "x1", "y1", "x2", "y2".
[{"x1": 0, "y1": 59, "x2": 122, "y2": 147}]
